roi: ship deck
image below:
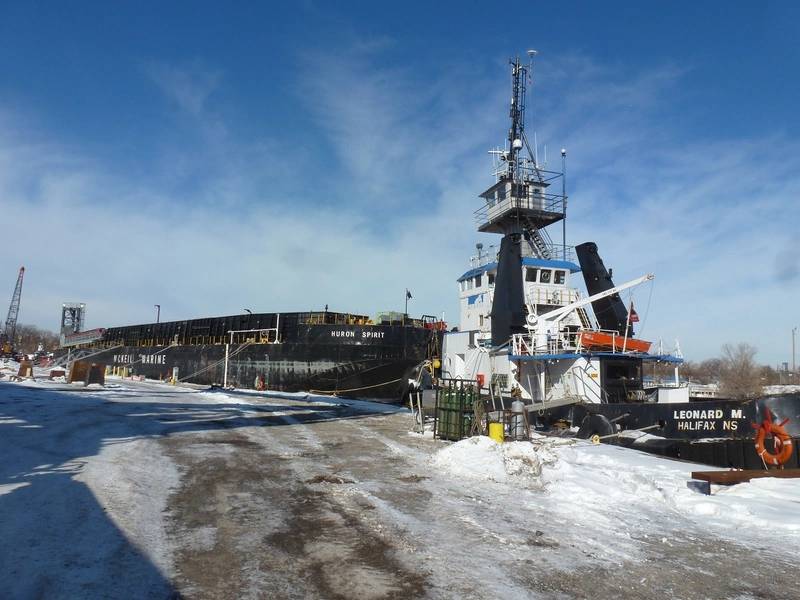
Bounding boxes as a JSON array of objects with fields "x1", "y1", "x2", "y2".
[{"x1": 508, "y1": 351, "x2": 684, "y2": 363}]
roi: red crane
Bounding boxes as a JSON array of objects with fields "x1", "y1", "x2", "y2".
[{"x1": 1, "y1": 266, "x2": 24, "y2": 357}]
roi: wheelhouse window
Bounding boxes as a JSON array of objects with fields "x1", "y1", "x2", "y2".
[
  {"x1": 554, "y1": 270, "x2": 566, "y2": 285},
  {"x1": 488, "y1": 273, "x2": 495, "y2": 286},
  {"x1": 525, "y1": 267, "x2": 538, "y2": 282},
  {"x1": 539, "y1": 270, "x2": 552, "y2": 284},
  {"x1": 474, "y1": 275, "x2": 482, "y2": 287}
]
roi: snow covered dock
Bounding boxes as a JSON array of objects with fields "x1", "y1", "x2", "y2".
[{"x1": 1, "y1": 371, "x2": 799, "y2": 599}]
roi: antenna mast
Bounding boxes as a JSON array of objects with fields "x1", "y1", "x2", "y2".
[
  {"x1": 507, "y1": 55, "x2": 527, "y2": 181},
  {"x1": 475, "y1": 51, "x2": 570, "y2": 345}
]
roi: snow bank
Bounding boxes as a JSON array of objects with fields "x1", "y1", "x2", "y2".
[
  {"x1": 0, "y1": 359, "x2": 20, "y2": 376},
  {"x1": 432, "y1": 436, "x2": 556, "y2": 486},
  {"x1": 545, "y1": 443, "x2": 800, "y2": 544},
  {"x1": 433, "y1": 436, "x2": 800, "y2": 548}
]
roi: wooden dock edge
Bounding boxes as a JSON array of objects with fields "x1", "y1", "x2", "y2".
[{"x1": 689, "y1": 469, "x2": 800, "y2": 494}]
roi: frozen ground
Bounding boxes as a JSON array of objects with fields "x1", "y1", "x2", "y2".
[{"x1": 1, "y1": 366, "x2": 799, "y2": 599}]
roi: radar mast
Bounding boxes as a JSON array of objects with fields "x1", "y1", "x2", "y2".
[{"x1": 478, "y1": 52, "x2": 568, "y2": 345}]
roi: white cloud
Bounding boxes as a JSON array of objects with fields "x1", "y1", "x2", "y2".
[
  {"x1": 143, "y1": 61, "x2": 222, "y2": 116},
  {"x1": 1, "y1": 49, "x2": 798, "y2": 367}
]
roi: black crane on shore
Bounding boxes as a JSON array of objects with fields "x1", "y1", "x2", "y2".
[{"x1": 1, "y1": 266, "x2": 24, "y2": 357}]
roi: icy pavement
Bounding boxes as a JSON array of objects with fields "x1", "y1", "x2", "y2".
[{"x1": 1, "y1": 375, "x2": 799, "y2": 599}]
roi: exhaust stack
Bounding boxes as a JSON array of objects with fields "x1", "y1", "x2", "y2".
[{"x1": 575, "y1": 242, "x2": 632, "y2": 336}]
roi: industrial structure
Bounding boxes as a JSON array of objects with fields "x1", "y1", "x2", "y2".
[{"x1": 1, "y1": 267, "x2": 25, "y2": 357}]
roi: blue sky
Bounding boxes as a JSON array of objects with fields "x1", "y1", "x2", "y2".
[{"x1": 0, "y1": 1, "x2": 798, "y2": 366}]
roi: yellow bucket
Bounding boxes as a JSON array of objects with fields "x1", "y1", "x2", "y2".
[{"x1": 488, "y1": 422, "x2": 504, "y2": 443}]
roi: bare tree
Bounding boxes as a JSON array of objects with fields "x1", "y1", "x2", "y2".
[
  {"x1": 759, "y1": 365, "x2": 780, "y2": 386},
  {"x1": 13, "y1": 324, "x2": 60, "y2": 354},
  {"x1": 719, "y1": 342, "x2": 762, "y2": 400},
  {"x1": 678, "y1": 358, "x2": 724, "y2": 384}
]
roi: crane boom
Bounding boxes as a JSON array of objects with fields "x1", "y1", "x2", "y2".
[
  {"x1": 3, "y1": 266, "x2": 25, "y2": 348},
  {"x1": 526, "y1": 273, "x2": 654, "y2": 328}
]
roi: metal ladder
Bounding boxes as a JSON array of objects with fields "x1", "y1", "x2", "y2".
[
  {"x1": 576, "y1": 306, "x2": 593, "y2": 330},
  {"x1": 523, "y1": 224, "x2": 553, "y2": 259}
]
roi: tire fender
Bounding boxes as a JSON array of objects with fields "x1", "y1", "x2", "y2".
[{"x1": 577, "y1": 414, "x2": 615, "y2": 439}]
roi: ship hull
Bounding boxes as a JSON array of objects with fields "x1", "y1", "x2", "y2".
[
  {"x1": 539, "y1": 394, "x2": 800, "y2": 468},
  {"x1": 59, "y1": 320, "x2": 434, "y2": 403}
]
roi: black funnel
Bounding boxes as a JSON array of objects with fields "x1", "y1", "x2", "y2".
[
  {"x1": 490, "y1": 233, "x2": 527, "y2": 346},
  {"x1": 575, "y1": 242, "x2": 631, "y2": 336}
]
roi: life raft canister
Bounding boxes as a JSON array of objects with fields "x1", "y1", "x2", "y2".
[{"x1": 752, "y1": 407, "x2": 793, "y2": 467}]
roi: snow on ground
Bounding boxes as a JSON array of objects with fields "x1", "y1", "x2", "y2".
[
  {"x1": 433, "y1": 435, "x2": 555, "y2": 485},
  {"x1": 430, "y1": 434, "x2": 800, "y2": 563},
  {"x1": 433, "y1": 433, "x2": 800, "y2": 537},
  {"x1": 2, "y1": 373, "x2": 800, "y2": 599}
]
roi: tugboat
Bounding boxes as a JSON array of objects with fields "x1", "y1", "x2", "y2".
[{"x1": 441, "y1": 52, "x2": 800, "y2": 469}]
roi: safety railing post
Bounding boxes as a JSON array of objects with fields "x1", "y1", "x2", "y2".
[{"x1": 223, "y1": 343, "x2": 230, "y2": 387}]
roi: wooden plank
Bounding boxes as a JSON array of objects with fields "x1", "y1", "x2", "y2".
[{"x1": 691, "y1": 469, "x2": 800, "y2": 485}]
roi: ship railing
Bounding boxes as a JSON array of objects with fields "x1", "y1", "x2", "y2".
[
  {"x1": 228, "y1": 328, "x2": 280, "y2": 345},
  {"x1": 511, "y1": 334, "x2": 533, "y2": 356},
  {"x1": 522, "y1": 243, "x2": 576, "y2": 264},
  {"x1": 303, "y1": 312, "x2": 371, "y2": 326},
  {"x1": 527, "y1": 287, "x2": 580, "y2": 307},
  {"x1": 468, "y1": 245, "x2": 499, "y2": 268},
  {"x1": 490, "y1": 165, "x2": 564, "y2": 186},
  {"x1": 644, "y1": 377, "x2": 685, "y2": 389},
  {"x1": 467, "y1": 245, "x2": 576, "y2": 272},
  {"x1": 474, "y1": 190, "x2": 565, "y2": 229},
  {"x1": 512, "y1": 328, "x2": 583, "y2": 356}
]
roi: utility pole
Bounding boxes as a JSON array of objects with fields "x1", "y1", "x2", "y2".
[
  {"x1": 155, "y1": 304, "x2": 161, "y2": 323},
  {"x1": 793, "y1": 326, "x2": 797, "y2": 373}
]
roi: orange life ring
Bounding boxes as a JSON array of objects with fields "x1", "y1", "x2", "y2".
[{"x1": 753, "y1": 409, "x2": 793, "y2": 467}]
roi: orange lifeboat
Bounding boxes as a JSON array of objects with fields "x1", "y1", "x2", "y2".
[{"x1": 578, "y1": 330, "x2": 652, "y2": 353}]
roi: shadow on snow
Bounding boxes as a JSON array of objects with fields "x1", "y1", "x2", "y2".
[{"x1": 0, "y1": 381, "x2": 398, "y2": 599}]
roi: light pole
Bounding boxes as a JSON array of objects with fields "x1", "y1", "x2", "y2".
[
  {"x1": 793, "y1": 326, "x2": 797, "y2": 373},
  {"x1": 561, "y1": 147, "x2": 567, "y2": 260},
  {"x1": 155, "y1": 304, "x2": 160, "y2": 323}
]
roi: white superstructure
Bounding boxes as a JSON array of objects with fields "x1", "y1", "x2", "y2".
[{"x1": 440, "y1": 52, "x2": 685, "y2": 412}]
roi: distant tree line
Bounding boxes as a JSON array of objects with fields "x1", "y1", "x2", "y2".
[
  {"x1": 10, "y1": 324, "x2": 60, "y2": 354},
  {"x1": 650, "y1": 342, "x2": 781, "y2": 400}
]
